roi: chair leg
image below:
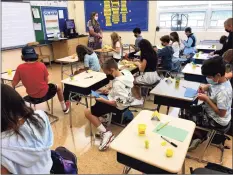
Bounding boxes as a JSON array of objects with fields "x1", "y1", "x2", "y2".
[
  {"x1": 51, "y1": 98, "x2": 53, "y2": 115},
  {"x1": 166, "y1": 106, "x2": 170, "y2": 115},
  {"x1": 46, "y1": 100, "x2": 50, "y2": 111},
  {"x1": 46, "y1": 98, "x2": 59, "y2": 125}
]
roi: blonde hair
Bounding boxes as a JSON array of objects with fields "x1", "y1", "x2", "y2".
[
  {"x1": 223, "y1": 49, "x2": 233, "y2": 63},
  {"x1": 110, "y1": 32, "x2": 122, "y2": 49}
]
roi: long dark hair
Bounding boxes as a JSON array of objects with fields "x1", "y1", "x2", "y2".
[
  {"x1": 1, "y1": 84, "x2": 45, "y2": 138},
  {"x1": 90, "y1": 12, "x2": 99, "y2": 27},
  {"x1": 76, "y1": 45, "x2": 94, "y2": 62},
  {"x1": 170, "y1": 32, "x2": 180, "y2": 46},
  {"x1": 138, "y1": 39, "x2": 158, "y2": 65}
]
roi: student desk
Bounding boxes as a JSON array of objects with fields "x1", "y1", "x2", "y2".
[
  {"x1": 110, "y1": 110, "x2": 196, "y2": 174},
  {"x1": 193, "y1": 53, "x2": 210, "y2": 64},
  {"x1": 196, "y1": 45, "x2": 216, "y2": 53},
  {"x1": 56, "y1": 56, "x2": 79, "y2": 81},
  {"x1": 182, "y1": 63, "x2": 206, "y2": 83},
  {"x1": 150, "y1": 79, "x2": 199, "y2": 115},
  {"x1": 118, "y1": 64, "x2": 139, "y2": 75},
  {"x1": 61, "y1": 71, "x2": 109, "y2": 128},
  {"x1": 94, "y1": 48, "x2": 112, "y2": 56}
]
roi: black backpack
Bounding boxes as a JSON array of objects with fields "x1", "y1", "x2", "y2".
[{"x1": 50, "y1": 147, "x2": 78, "y2": 174}]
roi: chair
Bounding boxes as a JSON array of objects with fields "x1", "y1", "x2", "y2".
[
  {"x1": 27, "y1": 42, "x2": 52, "y2": 68},
  {"x1": 187, "y1": 121, "x2": 231, "y2": 165},
  {"x1": 23, "y1": 94, "x2": 59, "y2": 124}
]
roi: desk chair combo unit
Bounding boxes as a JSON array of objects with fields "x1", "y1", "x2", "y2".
[{"x1": 27, "y1": 42, "x2": 52, "y2": 68}]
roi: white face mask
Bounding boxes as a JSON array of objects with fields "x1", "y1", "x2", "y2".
[{"x1": 94, "y1": 16, "x2": 98, "y2": 21}]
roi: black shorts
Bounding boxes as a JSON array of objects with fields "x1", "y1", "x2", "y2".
[
  {"x1": 91, "y1": 101, "x2": 124, "y2": 117},
  {"x1": 44, "y1": 83, "x2": 57, "y2": 100}
]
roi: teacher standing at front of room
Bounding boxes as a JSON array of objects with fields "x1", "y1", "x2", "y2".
[{"x1": 87, "y1": 12, "x2": 103, "y2": 50}]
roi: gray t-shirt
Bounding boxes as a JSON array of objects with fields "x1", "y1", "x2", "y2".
[
  {"x1": 135, "y1": 35, "x2": 143, "y2": 50},
  {"x1": 84, "y1": 52, "x2": 100, "y2": 72},
  {"x1": 203, "y1": 80, "x2": 232, "y2": 126}
]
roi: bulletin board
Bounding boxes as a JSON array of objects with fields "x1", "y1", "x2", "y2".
[
  {"x1": 41, "y1": 6, "x2": 68, "y2": 39},
  {"x1": 84, "y1": 0, "x2": 148, "y2": 31}
]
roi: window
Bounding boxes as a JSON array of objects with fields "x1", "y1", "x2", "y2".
[{"x1": 157, "y1": 1, "x2": 232, "y2": 30}]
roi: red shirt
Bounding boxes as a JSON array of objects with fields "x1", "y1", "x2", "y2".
[{"x1": 13, "y1": 62, "x2": 49, "y2": 98}]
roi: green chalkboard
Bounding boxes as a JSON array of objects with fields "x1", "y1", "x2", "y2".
[{"x1": 31, "y1": 6, "x2": 45, "y2": 42}]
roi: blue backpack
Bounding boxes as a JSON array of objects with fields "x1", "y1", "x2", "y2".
[{"x1": 50, "y1": 147, "x2": 78, "y2": 174}]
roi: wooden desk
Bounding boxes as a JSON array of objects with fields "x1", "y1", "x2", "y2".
[
  {"x1": 196, "y1": 45, "x2": 216, "y2": 53},
  {"x1": 110, "y1": 110, "x2": 196, "y2": 174},
  {"x1": 56, "y1": 56, "x2": 79, "y2": 81},
  {"x1": 52, "y1": 36, "x2": 88, "y2": 60},
  {"x1": 182, "y1": 63, "x2": 206, "y2": 83},
  {"x1": 61, "y1": 71, "x2": 109, "y2": 128},
  {"x1": 150, "y1": 79, "x2": 200, "y2": 115},
  {"x1": 193, "y1": 53, "x2": 210, "y2": 64}
]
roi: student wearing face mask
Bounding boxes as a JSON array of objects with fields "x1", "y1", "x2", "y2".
[
  {"x1": 127, "y1": 28, "x2": 143, "y2": 59},
  {"x1": 87, "y1": 12, "x2": 102, "y2": 50},
  {"x1": 210, "y1": 18, "x2": 233, "y2": 56},
  {"x1": 84, "y1": 59, "x2": 134, "y2": 151},
  {"x1": 188, "y1": 56, "x2": 232, "y2": 151}
]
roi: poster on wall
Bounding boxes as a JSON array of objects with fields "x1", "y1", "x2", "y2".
[
  {"x1": 43, "y1": 9, "x2": 60, "y2": 37},
  {"x1": 84, "y1": 0, "x2": 148, "y2": 31}
]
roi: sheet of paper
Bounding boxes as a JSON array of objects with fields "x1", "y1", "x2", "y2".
[
  {"x1": 33, "y1": 23, "x2": 42, "y2": 31},
  {"x1": 153, "y1": 123, "x2": 189, "y2": 142},
  {"x1": 58, "y1": 10, "x2": 64, "y2": 19},
  {"x1": 32, "y1": 8, "x2": 40, "y2": 19}
]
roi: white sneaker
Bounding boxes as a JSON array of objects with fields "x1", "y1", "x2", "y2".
[
  {"x1": 130, "y1": 98, "x2": 144, "y2": 106},
  {"x1": 99, "y1": 131, "x2": 115, "y2": 151}
]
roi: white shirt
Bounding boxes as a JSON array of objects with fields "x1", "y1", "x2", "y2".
[
  {"x1": 112, "y1": 41, "x2": 122, "y2": 60},
  {"x1": 171, "y1": 41, "x2": 180, "y2": 58}
]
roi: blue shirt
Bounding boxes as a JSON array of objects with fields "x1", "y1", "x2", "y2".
[
  {"x1": 84, "y1": 52, "x2": 100, "y2": 72},
  {"x1": 135, "y1": 35, "x2": 143, "y2": 51},
  {"x1": 183, "y1": 35, "x2": 196, "y2": 55}
]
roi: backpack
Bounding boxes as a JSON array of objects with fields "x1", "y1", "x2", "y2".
[{"x1": 50, "y1": 147, "x2": 78, "y2": 174}]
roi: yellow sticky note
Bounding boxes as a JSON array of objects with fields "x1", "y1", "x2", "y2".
[
  {"x1": 166, "y1": 149, "x2": 174, "y2": 157},
  {"x1": 161, "y1": 141, "x2": 167, "y2": 146}
]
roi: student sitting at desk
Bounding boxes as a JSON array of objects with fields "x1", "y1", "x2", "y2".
[
  {"x1": 154, "y1": 35, "x2": 174, "y2": 71},
  {"x1": 110, "y1": 32, "x2": 123, "y2": 63},
  {"x1": 84, "y1": 59, "x2": 134, "y2": 151},
  {"x1": 133, "y1": 39, "x2": 160, "y2": 100},
  {"x1": 181, "y1": 27, "x2": 196, "y2": 62},
  {"x1": 127, "y1": 27, "x2": 143, "y2": 59},
  {"x1": 12, "y1": 46, "x2": 70, "y2": 114},
  {"x1": 188, "y1": 56, "x2": 232, "y2": 151},
  {"x1": 1, "y1": 84, "x2": 53, "y2": 174},
  {"x1": 75, "y1": 45, "x2": 100, "y2": 73}
]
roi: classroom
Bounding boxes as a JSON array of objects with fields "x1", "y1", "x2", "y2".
[{"x1": 1, "y1": 0, "x2": 233, "y2": 174}]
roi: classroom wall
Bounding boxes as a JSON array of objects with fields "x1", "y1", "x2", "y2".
[{"x1": 68, "y1": 1, "x2": 227, "y2": 46}]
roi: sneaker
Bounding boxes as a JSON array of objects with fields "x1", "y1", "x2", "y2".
[
  {"x1": 63, "y1": 101, "x2": 71, "y2": 114},
  {"x1": 130, "y1": 98, "x2": 144, "y2": 106},
  {"x1": 99, "y1": 131, "x2": 115, "y2": 151},
  {"x1": 188, "y1": 139, "x2": 202, "y2": 152}
]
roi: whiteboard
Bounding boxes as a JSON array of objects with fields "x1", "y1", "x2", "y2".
[{"x1": 2, "y1": 2, "x2": 36, "y2": 48}]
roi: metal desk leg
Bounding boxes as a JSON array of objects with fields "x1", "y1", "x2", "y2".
[
  {"x1": 89, "y1": 95, "x2": 93, "y2": 137},
  {"x1": 69, "y1": 93, "x2": 73, "y2": 128}
]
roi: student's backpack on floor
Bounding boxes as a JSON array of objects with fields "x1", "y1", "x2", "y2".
[{"x1": 50, "y1": 147, "x2": 78, "y2": 174}]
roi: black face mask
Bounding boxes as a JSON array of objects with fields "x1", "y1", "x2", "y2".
[
  {"x1": 225, "y1": 29, "x2": 231, "y2": 33},
  {"x1": 106, "y1": 74, "x2": 114, "y2": 80}
]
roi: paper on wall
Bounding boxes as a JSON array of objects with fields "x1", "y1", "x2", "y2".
[
  {"x1": 58, "y1": 10, "x2": 64, "y2": 19},
  {"x1": 32, "y1": 8, "x2": 40, "y2": 19},
  {"x1": 33, "y1": 23, "x2": 42, "y2": 31}
]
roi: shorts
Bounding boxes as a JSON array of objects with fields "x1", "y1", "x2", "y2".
[
  {"x1": 91, "y1": 101, "x2": 125, "y2": 117},
  {"x1": 135, "y1": 71, "x2": 160, "y2": 85},
  {"x1": 43, "y1": 83, "x2": 57, "y2": 100}
]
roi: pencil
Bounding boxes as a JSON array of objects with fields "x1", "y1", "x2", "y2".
[{"x1": 156, "y1": 121, "x2": 170, "y2": 131}]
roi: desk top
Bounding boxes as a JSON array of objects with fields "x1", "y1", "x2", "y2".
[
  {"x1": 150, "y1": 79, "x2": 200, "y2": 101},
  {"x1": 61, "y1": 71, "x2": 107, "y2": 88},
  {"x1": 110, "y1": 110, "x2": 196, "y2": 173},
  {"x1": 94, "y1": 48, "x2": 112, "y2": 53},
  {"x1": 193, "y1": 53, "x2": 210, "y2": 60},
  {"x1": 56, "y1": 56, "x2": 79, "y2": 63},
  {"x1": 196, "y1": 45, "x2": 216, "y2": 50},
  {"x1": 1, "y1": 71, "x2": 16, "y2": 81},
  {"x1": 182, "y1": 63, "x2": 202, "y2": 75}
]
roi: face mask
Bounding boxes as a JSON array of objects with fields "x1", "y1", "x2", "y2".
[
  {"x1": 134, "y1": 34, "x2": 137, "y2": 38},
  {"x1": 225, "y1": 29, "x2": 230, "y2": 33},
  {"x1": 94, "y1": 16, "x2": 98, "y2": 21},
  {"x1": 106, "y1": 74, "x2": 114, "y2": 80},
  {"x1": 206, "y1": 77, "x2": 218, "y2": 85}
]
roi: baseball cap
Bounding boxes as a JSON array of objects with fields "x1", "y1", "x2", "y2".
[{"x1": 22, "y1": 46, "x2": 38, "y2": 60}]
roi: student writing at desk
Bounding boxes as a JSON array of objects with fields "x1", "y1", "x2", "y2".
[
  {"x1": 84, "y1": 59, "x2": 134, "y2": 151},
  {"x1": 187, "y1": 56, "x2": 232, "y2": 151}
]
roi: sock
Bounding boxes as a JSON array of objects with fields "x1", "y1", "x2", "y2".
[
  {"x1": 60, "y1": 101, "x2": 66, "y2": 110},
  {"x1": 97, "y1": 124, "x2": 107, "y2": 133}
]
